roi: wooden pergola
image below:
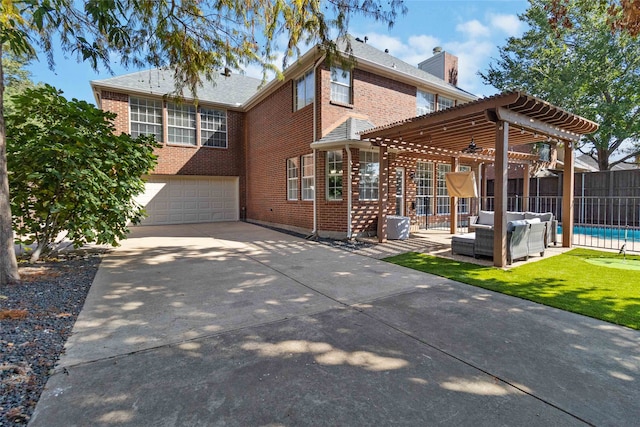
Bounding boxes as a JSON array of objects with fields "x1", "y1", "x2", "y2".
[{"x1": 360, "y1": 91, "x2": 599, "y2": 267}]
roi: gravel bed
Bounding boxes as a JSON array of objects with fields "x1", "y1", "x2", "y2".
[{"x1": 0, "y1": 251, "x2": 104, "y2": 426}]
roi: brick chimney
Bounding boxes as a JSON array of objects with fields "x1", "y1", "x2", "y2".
[{"x1": 418, "y1": 47, "x2": 459, "y2": 86}]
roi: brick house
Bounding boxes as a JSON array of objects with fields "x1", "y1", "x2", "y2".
[{"x1": 90, "y1": 36, "x2": 482, "y2": 238}]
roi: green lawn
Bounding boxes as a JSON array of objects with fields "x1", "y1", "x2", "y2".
[{"x1": 384, "y1": 248, "x2": 640, "y2": 330}]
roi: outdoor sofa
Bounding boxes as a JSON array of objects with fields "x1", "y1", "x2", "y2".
[
  {"x1": 469, "y1": 210, "x2": 558, "y2": 247},
  {"x1": 452, "y1": 219, "x2": 547, "y2": 265}
]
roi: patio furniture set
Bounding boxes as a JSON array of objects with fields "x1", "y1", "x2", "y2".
[{"x1": 452, "y1": 211, "x2": 557, "y2": 265}]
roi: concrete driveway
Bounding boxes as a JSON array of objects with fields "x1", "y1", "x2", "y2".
[{"x1": 30, "y1": 222, "x2": 640, "y2": 426}]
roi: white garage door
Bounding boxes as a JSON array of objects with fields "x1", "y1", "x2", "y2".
[{"x1": 135, "y1": 176, "x2": 239, "y2": 225}]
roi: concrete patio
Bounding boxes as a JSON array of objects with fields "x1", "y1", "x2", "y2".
[{"x1": 29, "y1": 222, "x2": 639, "y2": 426}]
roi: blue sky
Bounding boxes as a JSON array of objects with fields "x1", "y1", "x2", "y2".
[{"x1": 26, "y1": 0, "x2": 530, "y2": 103}]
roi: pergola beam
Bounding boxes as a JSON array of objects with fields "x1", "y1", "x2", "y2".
[{"x1": 496, "y1": 107, "x2": 581, "y2": 143}]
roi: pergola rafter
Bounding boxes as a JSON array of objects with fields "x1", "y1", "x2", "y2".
[{"x1": 360, "y1": 91, "x2": 598, "y2": 267}]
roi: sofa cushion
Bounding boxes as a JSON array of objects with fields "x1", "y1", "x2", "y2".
[
  {"x1": 477, "y1": 210, "x2": 494, "y2": 226},
  {"x1": 525, "y1": 217, "x2": 541, "y2": 224},
  {"x1": 507, "y1": 219, "x2": 528, "y2": 232},
  {"x1": 525, "y1": 212, "x2": 553, "y2": 222},
  {"x1": 507, "y1": 211, "x2": 525, "y2": 222}
]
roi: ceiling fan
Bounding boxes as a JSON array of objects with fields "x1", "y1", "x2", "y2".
[{"x1": 462, "y1": 137, "x2": 481, "y2": 154}]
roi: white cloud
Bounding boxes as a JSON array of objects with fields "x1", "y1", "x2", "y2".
[
  {"x1": 488, "y1": 13, "x2": 524, "y2": 37},
  {"x1": 404, "y1": 35, "x2": 442, "y2": 66},
  {"x1": 364, "y1": 32, "x2": 441, "y2": 68},
  {"x1": 455, "y1": 20, "x2": 491, "y2": 39},
  {"x1": 364, "y1": 33, "x2": 407, "y2": 57},
  {"x1": 358, "y1": 29, "x2": 498, "y2": 96},
  {"x1": 444, "y1": 39, "x2": 495, "y2": 95}
]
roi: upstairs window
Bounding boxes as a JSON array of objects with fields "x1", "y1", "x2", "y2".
[
  {"x1": 437, "y1": 96, "x2": 455, "y2": 111},
  {"x1": 167, "y1": 102, "x2": 196, "y2": 145},
  {"x1": 330, "y1": 67, "x2": 352, "y2": 104},
  {"x1": 130, "y1": 97, "x2": 163, "y2": 141},
  {"x1": 417, "y1": 90, "x2": 436, "y2": 116},
  {"x1": 295, "y1": 69, "x2": 315, "y2": 111},
  {"x1": 201, "y1": 108, "x2": 227, "y2": 148}
]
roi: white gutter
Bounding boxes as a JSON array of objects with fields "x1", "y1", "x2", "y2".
[{"x1": 346, "y1": 144, "x2": 353, "y2": 239}]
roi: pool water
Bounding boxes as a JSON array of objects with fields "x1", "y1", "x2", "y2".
[{"x1": 557, "y1": 225, "x2": 640, "y2": 241}]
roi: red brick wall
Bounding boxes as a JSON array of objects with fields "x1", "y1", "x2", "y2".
[
  {"x1": 99, "y1": 89, "x2": 247, "y2": 216},
  {"x1": 99, "y1": 90, "x2": 244, "y2": 176},
  {"x1": 244, "y1": 61, "x2": 426, "y2": 236},
  {"x1": 102, "y1": 91, "x2": 129, "y2": 134},
  {"x1": 316, "y1": 150, "x2": 348, "y2": 233},
  {"x1": 245, "y1": 79, "x2": 315, "y2": 230},
  {"x1": 316, "y1": 65, "x2": 420, "y2": 236},
  {"x1": 319, "y1": 64, "x2": 417, "y2": 133}
]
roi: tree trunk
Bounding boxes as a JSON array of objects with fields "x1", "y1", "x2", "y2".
[{"x1": 0, "y1": 45, "x2": 20, "y2": 284}]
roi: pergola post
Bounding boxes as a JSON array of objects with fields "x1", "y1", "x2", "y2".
[
  {"x1": 562, "y1": 141, "x2": 575, "y2": 247},
  {"x1": 450, "y1": 156, "x2": 459, "y2": 234},
  {"x1": 494, "y1": 121, "x2": 509, "y2": 267},
  {"x1": 523, "y1": 163, "x2": 531, "y2": 212},
  {"x1": 378, "y1": 145, "x2": 389, "y2": 243}
]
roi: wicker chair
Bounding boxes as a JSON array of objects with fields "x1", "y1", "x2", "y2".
[{"x1": 474, "y1": 221, "x2": 546, "y2": 265}]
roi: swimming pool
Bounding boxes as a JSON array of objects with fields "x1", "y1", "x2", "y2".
[{"x1": 558, "y1": 225, "x2": 640, "y2": 242}]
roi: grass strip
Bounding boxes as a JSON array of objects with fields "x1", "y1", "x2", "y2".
[{"x1": 384, "y1": 248, "x2": 640, "y2": 330}]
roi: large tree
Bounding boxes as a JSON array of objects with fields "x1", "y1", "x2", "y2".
[
  {"x1": 547, "y1": 0, "x2": 640, "y2": 37},
  {"x1": 7, "y1": 85, "x2": 158, "y2": 263},
  {"x1": 481, "y1": 0, "x2": 640, "y2": 171},
  {"x1": 0, "y1": 0, "x2": 406, "y2": 284}
]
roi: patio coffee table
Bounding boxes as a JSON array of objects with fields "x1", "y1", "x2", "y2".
[{"x1": 451, "y1": 232, "x2": 476, "y2": 257}]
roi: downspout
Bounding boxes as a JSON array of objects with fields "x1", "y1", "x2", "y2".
[
  {"x1": 311, "y1": 55, "x2": 324, "y2": 237},
  {"x1": 312, "y1": 148, "x2": 317, "y2": 235},
  {"x1": 346, "y1": 144, "x2": 353, "y2": 239}
]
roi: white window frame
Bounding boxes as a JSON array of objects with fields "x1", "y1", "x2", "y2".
[
  {"x1": 437, "y1": 96, "x2": 455, "y2": 111},
  {"x1": 200, "y1": 107, "x2": 227, "y2": 148},
  {"x1": 359, "y1": 150, "x2": 379, "y2": 201},
  {"x1": 301, "y1": 154, "x2": 314, "y2": 201},
  {"x1": 416, "y1": 161, "x2": 434, "y2": 217},
  {"x1": 436, "y1": 163, "x2": 451, "y2": 215},
  {"x1": 326, "y1": 150, "x2": 343, "y2": 201},
  {"x1": 330, "y1": 67, "x2": 352, "y2": 104},
  {"x1": 295, "y1": 69, "x2": 315, "y2": 111},
  {"x1": 129, "y1": 97, "x2": 163, "y2": 141},
  {"x1": 417, "y1": 90, "x2": 435, "y2": 116},
  {"x1": 287, "y1": 157, "x2": 299, "y2": 201},
  {"x1": 167, "y1": 102, "x2": 196, "y2": 145}
]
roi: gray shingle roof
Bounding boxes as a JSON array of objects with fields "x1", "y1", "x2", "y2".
[
  {"x1": 338, "y1": 35, "x2": 474, "y2": 99},
  {"x1": 91, "y1": 35, "x2": 474, "y2": 108},
  {"x1": 91, "y1": 68, "x2": 262, "y2": 107},
  {"x1": 317, "y1": 117, "x2": 376, "y2": 143}
]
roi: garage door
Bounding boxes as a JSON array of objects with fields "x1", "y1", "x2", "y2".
[{"x1": 135, "y1": 176, "x2": 239, "y2": 225}]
